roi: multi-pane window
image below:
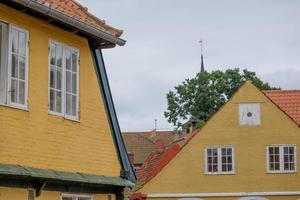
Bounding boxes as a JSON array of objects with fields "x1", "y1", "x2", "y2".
[
  {"x1": 62, "y1": 194, "x2": 92, "y2": 200},
  {"x1": 267, "y1": 145, "x2": 296, "y2": 173},
  {"x1": 49, "y1": 41, "x2": 79, "y2": 120},
  {"x1": 205, "y1": 147, "x2": 234, "y2": 174},
  {"x1": 0, "y1": 23, "x2": 28, "y2": 109}
]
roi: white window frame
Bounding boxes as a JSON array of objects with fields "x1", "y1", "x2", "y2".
[
  {"x1": 61, "y1": 193, "x2": 93, "y2": 200},
  {"x1": 48, "y1": 40, "x2": 79, "y2": 121},
  {"x1": 266, "y1": 144, "x2": 297, "y2": 173},
  {"x1": 7, "y1": 25, "x2": 29, "y2": 110},
  {"x1": 204, "y1": 146, "x2": 235, "y2": 175},
  {"x1": 0, "y1": 22, "x2": 29, "y2": 110}
]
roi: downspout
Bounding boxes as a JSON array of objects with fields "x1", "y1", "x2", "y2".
[
  {"x1": 89, "y1": 40, "x2": 136, "y2": 183},
  {"x1": 9, "y1": 0, "x2": 126, "y2": 46}
]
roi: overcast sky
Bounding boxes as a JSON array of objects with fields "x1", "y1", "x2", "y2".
[{"x1": 78, "y1": 0, "x2": 300, "y2": 132}]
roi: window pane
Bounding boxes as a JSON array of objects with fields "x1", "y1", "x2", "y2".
[
  {"x1": 56, "y1": 45, "x2": 62, "y2": 67},
  {"x1": 19, "y1": 32, "x2": 26, "y2": 56},
  {"x1": 66, "y1": 71, "x2": 71, "y2": 92},
  {"x1": 19, "y1": 56, "x2": 25, "y2": 80},
  {"x1": 56, "y1": 91, "x2": 62, "y2": 113},
  {"x1": 207, "y1": 149, "x2": 211, "y2": 156},
  {"x1": 284, "y1": 163, "x2": 289, "y2": 170},
  {"x1": 227, "y1": 148, "x2": 232, "y2": 155},
  {"x1": 49, "y1": 89, "x2": 55, "y2": 111},
  {"x1": 221, "y1": 148, "x2": 226, "y2": 155},
  {"x1": 11, "y1": 29, "x2": 18, "y2": 53},
  {"x1": 222, "y1": 164, "x2": 226, "y2": 172},
  {"x1": 10, "y1": 79, "x2": 17, "y2": 103},
  {"x1": 72, "y1": 73, "x2": 77, "y2": 93},
  {"x1": 56, "y1": 68, "x2": 62, "y2": 90},
  {"x1": 290, "y1": 163, "x2": 295, "y2": 170},
  {"x1": 212, "y1": 149, "x2": 217, "y2": 156},
  {"x1": 11, "y1": 54, "x2": 18, "y2": 78},
  {"x1": 50, "y1": 43, "x2": 56, "y2": 65},
  {"x1": 213, "y1": 165, "x2": 218, "y2": 172},
  {"x1": 65, "y1": 49, "x2": 71, "y2": 70},
  {"x1": 289, "y1": 147, "x2": 294, "y2": 154},
  {"x1": 50, "y1": 66, "x2": 56, "y2": 89},
  {"x1": 18, "y1": 81, "x2": 25, "y2": 104},
  {"x1": 275, "y1": 163, "x2": 280, "y2": 170},
  {"x1": 269, "y1": 147, "x2": 273, "y2": 154},
  {"x1": 66, "y1": 93, "x2": 71, "y2": 115},
  {"x1": 228, "y1": 164, "x2": 232, "y2": 171},
  {"x1": 227, "y1": 156, "x2": 232, "y2": 163},
  {"x1": 71, "y1": 51, "x2": 77, "y2": 72},
  {"x1": 71, "y1": 95, "x2": 76, "y2": 116},
  {"x1": 275, "y1": 147, "x2": 279, "y2": 154},
  {"x1": 284, "y1": 147, "x2": 288, "y2": 154}
]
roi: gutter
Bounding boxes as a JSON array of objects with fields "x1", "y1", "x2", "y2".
[{"x1": 8, "y1": 0, "x2": 126, "y2": 47}]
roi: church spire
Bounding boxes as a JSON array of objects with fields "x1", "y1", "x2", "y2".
[{"x1": 199, "y1": 40, "x2": 205, "y2": 73}]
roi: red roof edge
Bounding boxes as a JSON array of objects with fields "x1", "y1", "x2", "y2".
[
  {"x1": 137, "y1": 129, "x2": 199, "y2": 185},
  {"x1": 263, "y1": 91, "x2": 300, "y2": 127}
]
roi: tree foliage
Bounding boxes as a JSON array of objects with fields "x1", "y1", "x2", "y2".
[{"x1": 164, "y1": 68, "x2": 280, "y2": 129}]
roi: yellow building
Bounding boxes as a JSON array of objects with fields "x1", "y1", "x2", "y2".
[
  {"x1": 0, "y1": 1, "x2": 135, "y2": 200},
  {"x1": 135, "y1": 81, "x2": 300, "y2": 200}
]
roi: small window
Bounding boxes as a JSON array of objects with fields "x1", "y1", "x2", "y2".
[
  {"x1": 49, "y1": 40, "x2": 79, "y2": 120},
  {"x1": 267, "y1": 145, "x2": 296, "y2": 173},
  {"x1": 239, "y1": 103, "x2": 261, "y2": 125},
  {"x1": 0, "y1": 23, "x2": 28, "y2": 109},
  {"x1": 205, "y1": 147, "x2": 235, "y2": 174}
]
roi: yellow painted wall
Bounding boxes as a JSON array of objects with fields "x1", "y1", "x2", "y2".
[
  {"x1": 0, "y1": 187, "x2": 115, "y2": 200},
  {"x1": 0, "y1": 4, "x2": 121, "y2": 177},
  {"x1": 138, "y1": 81, "x2": 300, "y2": 199}
]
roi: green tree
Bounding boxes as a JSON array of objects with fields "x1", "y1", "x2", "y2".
[{"x1": 164, "y1": 68, "x2": 280, "y2": 130}]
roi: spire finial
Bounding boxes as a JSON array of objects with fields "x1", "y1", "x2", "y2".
[{"x1": 199, "y1": 40, "x2": 205, "y2": 73}]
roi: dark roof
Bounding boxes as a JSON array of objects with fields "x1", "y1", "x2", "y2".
[
  {"x1": 264, "y1": 90, "x2": 300, "y2": 126},
  {"x1": 122, "y1": 131, "x2": 174, "y2": 165},
  {"x1": 0, "y1": 163, "x2": 134, "y2": 187}
]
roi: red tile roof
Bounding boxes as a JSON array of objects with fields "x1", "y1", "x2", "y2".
[
  {"x1": 122, "y1": 131, "x2": 175, "y2": 165},
  {"x1": 264, "y1": 90, "x2": 300, "y2": 126},
  {"x1": 136, "y1": 130, "x2": 198, "y2": 184},
  {"x1": 35, "y1": 0, "x2": 122, "y2": 36}
]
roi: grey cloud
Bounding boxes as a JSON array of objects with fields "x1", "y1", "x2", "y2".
[{"x1": 79, "y1": 0, "x2": 300, "y2": 131}]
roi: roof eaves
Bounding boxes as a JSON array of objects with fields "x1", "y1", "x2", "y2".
[
  {"x1": 0, "y1": 164, "x2": 135, "y2": 187},
  {"x1": 7, "y1": 0, "x2": 126, "y2": 47}
]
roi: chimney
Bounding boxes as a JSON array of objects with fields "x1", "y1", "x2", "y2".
[
  {"x1": 155, "y1": 139, "x2": 165, "y2": 153},
  {"x1": 190, "y1": 120, "x2": 197, "y2": 133},
  {"x1": 128, "y1": 152, "x2": 134, "y2": 165}
]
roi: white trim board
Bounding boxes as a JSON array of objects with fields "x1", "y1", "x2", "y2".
[{"x1": 146, "y1": 191, "x2": 300, "y2": 198}]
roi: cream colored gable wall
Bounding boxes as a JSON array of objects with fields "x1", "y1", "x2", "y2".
[{"x1": 139, "y1": 82, "x2": 300, "y2": 194}]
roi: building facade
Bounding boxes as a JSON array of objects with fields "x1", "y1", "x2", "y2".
[
  {"x1": 0, "y1": 1, "x2": 135, "y2": 200},
  {"x1": 134, "y1": 81, "x2": 300, "y2": 200}
]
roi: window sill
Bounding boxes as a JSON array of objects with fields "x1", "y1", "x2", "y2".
[
  {"x1": 267, "y1": 171, "x2": 297, "y2": 174},
  {"x1": 0, "y1": 103, "x2": 29, "y2": 112},
  {"x1": 205, "y1": 172, "x2": 235, "y2": 175},
  {"x1": 48, "y1": 111, "x2": 80, "y2": 123}
]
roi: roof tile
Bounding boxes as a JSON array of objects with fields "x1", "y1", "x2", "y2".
[
  {"x1": 34, "y1": 0, "x2": 122, "y2": 36},
  {"x1": 264, "y1": 90, "x2": 300, "y2": 126}
]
